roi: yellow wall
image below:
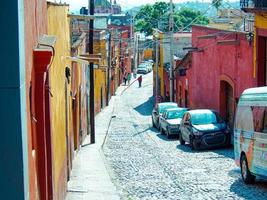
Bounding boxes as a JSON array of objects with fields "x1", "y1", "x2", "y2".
[
  {"x1": 254, "y1": 14, "x2": 267, "y2": 78},
  {"x1": 144, "y1": 49, "x2": 153, "y2": 60},
  {"x1": 94, "y1": 38, "x2": 107, "y2": 113},
  {"x1": 47, "y1": 3, "x2": 70, "y2": 196},
  {"x1": 153, "y1": 31, "x2": 164, "y2": 98}
]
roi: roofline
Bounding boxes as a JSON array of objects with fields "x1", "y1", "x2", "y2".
[
  {"x1": 47, "y1": 1, "x2": 69, "y2": 6},
  {"x1": 192, "y1": 24, "x2": 248, "y2": 35}
]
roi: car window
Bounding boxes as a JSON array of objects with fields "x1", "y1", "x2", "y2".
[
  {"x1": 158, "y1": 104, "x2": 177, "y2": 114},
  {"x1": 191, "y1": 111, "x2": 221, "y2": 125},
  {"x1": 167, "y1": 110, "x2": 187, "y2": 119}
]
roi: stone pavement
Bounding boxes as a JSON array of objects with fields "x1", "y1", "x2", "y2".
[{"x1": 65, "y1": 80, "x2": 135, "y2": 200}]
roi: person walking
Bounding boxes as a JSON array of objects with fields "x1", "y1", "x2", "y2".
[
  {"x1": 123, "y1": 73, "x2": 127, "y2": 85},
  {"x1": 127, "y1": 73, "x2": 132, "y2": 85},
  {"x1": 137, "y1": 75, "x2": 142, "y2": 88}
]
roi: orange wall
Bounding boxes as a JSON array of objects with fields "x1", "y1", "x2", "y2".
[{"x1": 47, "y1": 3, "x2": 70, "y2": 199}]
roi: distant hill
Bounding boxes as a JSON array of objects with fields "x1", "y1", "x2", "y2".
[{"x1": 127, "y1": 1, "x2": 240, "y2": 17}]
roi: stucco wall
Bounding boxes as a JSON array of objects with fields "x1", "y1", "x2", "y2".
[
  {"x1": 187, "y1": 26, "x2": 256, "y2": 112},
  {"x1": 94, "y1": 39, "x2": 107, "y2": 113},
  {"x1": 254, "y1": 14, "x2": 267, "y2": 78},
  {"x1": 24, "y1": 0, "x2": 48, "y2": 199},
  {"x1": 47, "y1": 3, "x2": 70, "y2": 199}
]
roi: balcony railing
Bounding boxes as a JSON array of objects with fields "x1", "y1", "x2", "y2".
[{"x1": 241, "y1": 0, "x2": 267, "y2": 10}]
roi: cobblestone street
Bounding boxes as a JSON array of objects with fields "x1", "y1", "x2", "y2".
[{"x1": 103, "y1": 73, "x2": 267, "y2": 200}]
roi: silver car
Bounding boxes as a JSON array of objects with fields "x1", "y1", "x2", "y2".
[{"x1": 159, "y1": 108, "x2": 188, "y2": 138}]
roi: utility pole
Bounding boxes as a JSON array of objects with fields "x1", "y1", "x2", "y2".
[
  {"x1": 155, "y1": 36, "x2": 159, "y2": 104},
  {"x1": 89, "y1": 0, "x2": 95, "y2": 143},
  {"x1": 169, "y1": 0, "x2": 174, "y2": 102},
  {"x1": 107, "y1": 31, "x2": 112, "y2": 105},
  {"x1": 134, "y1": 33, "x2": 139, "y2": 74}
]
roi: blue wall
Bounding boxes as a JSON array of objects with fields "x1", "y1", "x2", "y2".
[{"x1": 0, "y1": 0, "x2": 29, "y2": 199}]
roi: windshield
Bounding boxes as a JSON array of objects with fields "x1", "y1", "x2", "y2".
[
  {"x1": 191, "y1": 111, "x2": 223, "y2": 125},
  {"x1": 167, "y1": 109, "x2": 187, "y2": 119},
  {"x1": 158, "y1": 104, "x2": 177, "y2": 114}
]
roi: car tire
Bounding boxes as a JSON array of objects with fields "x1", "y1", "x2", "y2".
[
  {"x1": 160, "y1": 126, "x2": 164, "y2": 135},
  {"x1": 179, "y1": 133, "x2": 185, "y2": 145},
  {"x1": 190, "y1": 137, "x2": 197, "y2": 150},
  {"x1": 240, "y1": 154, "x2": 255, "y2": 184},
  {"x1": 152, "y1": 118, "x2": 156, "y2": 128},
  {"x1": 166, "y1": 128, "x2": 170, "y2": 139}
]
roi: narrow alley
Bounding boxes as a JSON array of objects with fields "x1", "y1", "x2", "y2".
[{"x1": 102, "y1": 73, "x2": 267, "y2": 200}]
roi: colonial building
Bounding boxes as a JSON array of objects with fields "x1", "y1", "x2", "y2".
[
  {"x1": 175, "y1": 25, "x2": 256, "y2": 129},
  {"x1": 80, "y1": 0, "x2": 122, "y2": 15},
  {"x1": 241, "y1": 0, "x2": 267, "y2": 86}
]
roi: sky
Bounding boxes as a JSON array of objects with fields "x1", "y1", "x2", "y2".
[{"x1": 56, "y1": 0, "x2": 218, "y2": 11}]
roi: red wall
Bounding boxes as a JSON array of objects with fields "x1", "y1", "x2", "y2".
[
  {"x1": 24, "y1": 1, "x2": 48, "y2": 199},
  {"x1": 177, "y1": 26, "x2": 256, "y2": 113}
]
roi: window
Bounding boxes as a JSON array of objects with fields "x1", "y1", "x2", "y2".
[{"x1": 252, "y1": 106, "x2": 267, "y2": 133}]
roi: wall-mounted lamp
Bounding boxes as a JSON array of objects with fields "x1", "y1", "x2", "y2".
[{"x1": 246, "y1": 32, "x2": 254, "y2": 45}]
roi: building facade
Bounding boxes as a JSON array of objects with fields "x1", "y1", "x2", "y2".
[{"x1": 175, "y1": 25, "x2": 256, "y2": 129}]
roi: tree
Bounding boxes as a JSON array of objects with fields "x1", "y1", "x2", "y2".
[
  {"x1": 174, "y1": 8, "x2": 209, "y2": 32},
  {"x1": 134, "y1": 2, "x2": 209, "y2": 35},
  {"x1": 212, "y1": 0, "x2": 222, "y2": 11}
]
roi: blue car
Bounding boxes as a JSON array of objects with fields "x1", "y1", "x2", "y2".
[{"x1": 179, "y1": 109, "x2": 231, "y2": 150}]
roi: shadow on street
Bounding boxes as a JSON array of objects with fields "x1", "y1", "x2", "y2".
[
  {"x1": 176, "y1": 143, "x2": 234, "y2": 159},
  {"x1": 156, "y1": 133, "x2": 179, "y2": 141},
  {"x1": 230, "y1": 178, "x2": 267, "y2": 200},
  {"x1": 134, "y1": 96, "x2": 154, "y2": 116}
]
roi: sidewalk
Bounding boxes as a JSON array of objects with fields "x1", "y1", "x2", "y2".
[{"x1": 66, "y1": 86, "x2": 128, "y2": 200}]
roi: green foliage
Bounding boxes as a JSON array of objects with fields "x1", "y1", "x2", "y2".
[
  {"x1": 212, "y1": 0, "x2": 222, "y2": 10},
  {"x1": 134, "y1": 2, "x2": 209, "y2": 35}
]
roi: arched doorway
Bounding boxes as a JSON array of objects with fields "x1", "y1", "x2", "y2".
[{"x1": 220, "y1": 80, "x2": 234, "y2": 130}]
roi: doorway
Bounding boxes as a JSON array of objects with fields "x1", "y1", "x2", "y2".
[
  {"x1": 257, "y1": 36, "x2": 267, "y2": 86},
  {"x1": 220, "y1": 80, "x2": 234, "y2": 130}
]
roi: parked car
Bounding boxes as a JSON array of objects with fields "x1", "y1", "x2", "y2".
[
  {"x1": 152, "y1": 102, "x2": 178, "y2": 129},
  {"x1": 137, "y1": 64, "x2": 149, "y2": 74},
  {"x1": 143, "y1": 61, "x2": 153, "y2": 72},
  {"x1": 159, "y1": 108, "x2": 188, "y2": 138},
  {"x1": 234, "y1": 86, "x2": 267, "y2": 184},
  {"x1": 179, "y1": 109, "x2": 231, "y2": 150}
]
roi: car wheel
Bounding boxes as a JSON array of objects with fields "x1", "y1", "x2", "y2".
[
  {"x1": 179, "y1": 133, "x2": 185, "y2": 145},
  {"x1": 152, "y1": 118, "x2": 156, "y2": 128},
  {"x1": 190, "y1": 137, "x2": 197, "y2": 150},
  {"x1": 166, "y1": 128, "x2": 170, "y2": 139},
  {"x1": 240, "y1": 154, "x2": 255, "y2": 184},
  {"x1": 160, "y1": 126, "x2": 164, "y2": 135}
]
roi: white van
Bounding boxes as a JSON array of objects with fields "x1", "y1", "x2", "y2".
[{"x1": 234, "y1": 86, "x2": 267, "y2": 184}]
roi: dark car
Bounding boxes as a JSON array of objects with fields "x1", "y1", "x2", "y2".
[
  {"x1": 152, "y1": 102, "x2": 178, "y2": 129},
  {"x1": 179, "y1": 109, "x2": 231, "y2": 150},
  {"x1": 159, "y1": 108, "x2": 188, "y2": 138}
]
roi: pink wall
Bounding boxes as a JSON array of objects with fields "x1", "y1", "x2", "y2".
[{"x1": 177, "y1": 26, "x2": 256, "y2": 113}]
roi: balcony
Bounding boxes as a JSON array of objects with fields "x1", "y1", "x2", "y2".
[{"x1": 241, "y1": 0, "x2": 267, "y2": 12}]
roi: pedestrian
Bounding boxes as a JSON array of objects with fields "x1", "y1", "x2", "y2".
[
  {"x1": 123, "y1": 73, "x2": 127, "y2": 85},
  {"x1": 137, "y1": 75, "x2": 142, "y2": 88},
  {"x1": 127, "y1": 73, "x2": 132, "y2": 85},
  {"x1": 165, "y1": 91, "x2": 170, "y2": 102}
]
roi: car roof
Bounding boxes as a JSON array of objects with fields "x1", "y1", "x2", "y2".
[
  {"x1": 158, "y1": 102, "x2": 178, "y2": 107},
  {"x1": 166, "y1": 107, "x2": 188, "y2": 112},
  {"x1": 242, "y1": 86, "x2": 267, "y2": 95},
  {"x1": 187, "y1": 109, "x2": 216, "y2": 115}
]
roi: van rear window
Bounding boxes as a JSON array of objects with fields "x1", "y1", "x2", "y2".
[{"x1": 252, "y1": 106, "x2": 267, "y2": 133}]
